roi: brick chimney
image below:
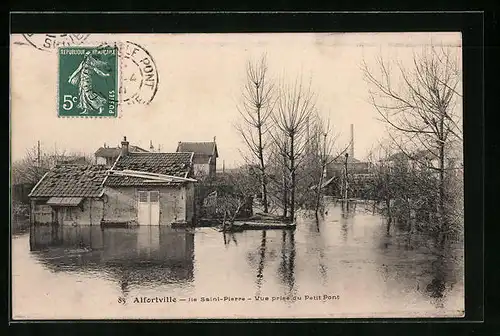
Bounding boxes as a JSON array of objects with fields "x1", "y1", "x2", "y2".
[{"x1": 121, "y1": 136, "x2": 129, "y2": 156}]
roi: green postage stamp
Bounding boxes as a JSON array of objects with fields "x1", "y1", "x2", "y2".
[{"x1": 58, "y1": 46, "x2": 118, "y2": 117}]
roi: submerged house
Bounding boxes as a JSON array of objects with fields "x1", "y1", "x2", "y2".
[
  {"x1": 176, "y1": 139, "x2": 218, "y2": 179},
  {"x1": 104, "y1": 137, "x2": 196, "y2": 226},
  {"x1": 29, "y1": 137, "x2": 197, "y2": 226},
  {"x1": 28, "y1": 164, "x2": 108, "y2": 225}
]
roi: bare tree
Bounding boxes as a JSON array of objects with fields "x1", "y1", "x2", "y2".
[
  {"x1": 235, "y1": 55, "x2": 275, "y2": 213},
  {"x1": 292, "y1": 113, "x2": 353, "y2": 219},
  {"x1": 216, "y1": 168, "x2": 259, "y2": 231},
  {"x1": 362, "y1": 45, "x2": 462, "y2": 244},
  {"x1": 264, "y1": 133, "x2": 290, "y2": 218},
  {"x1": 308, "y1": 116, "x2": 341, "y2": 218},
  {"x1": 11, "y1": 142, "x2": 94, "y2": 186},
  {"x1": 270, "y1": 75, "x2": 316, "y2": 221}
]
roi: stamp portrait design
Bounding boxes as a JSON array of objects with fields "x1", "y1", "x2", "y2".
[{"x1": 58, "y1": 47, "x2": 118, "y2": 117}]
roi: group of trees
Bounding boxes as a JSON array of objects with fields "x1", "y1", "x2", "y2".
[
  {"x1": 11, "y1": 143, "x2": 94, "y2": 220},
  {"x1": 362, "y1": 45, "x2": 463, "y2": 244},
  {"x1": 11, "y1": 142, "x2": 93, "y2": 190},
  {"x1": 235, "y1": 45, "x2": 463, "y2": 243},
  {"x1": 235, "y1": 55, "x2": 347, "y2": 221}
]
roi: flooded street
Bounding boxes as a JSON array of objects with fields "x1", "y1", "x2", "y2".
[{"x1": 11, "y1": 202, "x2": 464, "y2": 319}]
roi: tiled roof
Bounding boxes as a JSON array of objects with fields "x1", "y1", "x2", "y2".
[
  {"x1": 29, "y1": 165, "x2": 107, "y2": 198},
  {"x1": 105, "y1": 152, "x2": 194, "y2": 186},
  {"x1": 176, "y1": 142, "x2": 218, "y2": 157},
  {"x1": 95, "y1": 145, "x2": 148, "y2": 157}
]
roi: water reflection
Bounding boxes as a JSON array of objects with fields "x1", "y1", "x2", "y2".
[
  {"x1": 223, "y1": 232, "x2": 238, "y2": 247},
  {"x1": 277, "y1": 230, "x2": 296, "y2": 296},
  {"x1": 29, "y1": 225, "x2": 195, "y2": 292},
  {"x1": 241, "y1": 230, "x2": 294, "y2": 295},
  {"x1": 339, "y1": 205, "x2": 354, "y2": 242},
  {"x1": 375, "y1": 225, "x2": 463, "y2": 309},
  {"x1": 255, "y1": 231, "x2": 266, "y2": 293},
  {"x1": 17, "y1": 200, "x2": 463, "y2": 318}
]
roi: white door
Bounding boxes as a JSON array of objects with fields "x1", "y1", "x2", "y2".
[{"x1": 138, "y1": 190, "x2": 160, "y2": 225}]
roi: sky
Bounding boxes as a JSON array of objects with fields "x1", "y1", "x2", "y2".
[{"x1": 10, "y1": 32, "x2": 462, "y2": 168}]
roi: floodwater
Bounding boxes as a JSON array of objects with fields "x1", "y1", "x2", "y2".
[{"x1": 11, "y1": 202, "x2": 464, "y2": 319}]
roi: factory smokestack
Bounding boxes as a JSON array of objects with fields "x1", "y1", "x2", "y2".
[{"x1": 350, "y1": 124, "x2": 354, "y2": 159}]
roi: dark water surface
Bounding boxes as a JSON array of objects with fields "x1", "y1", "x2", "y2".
[{"x1": 12, "y1": 203, "x2": 464, "y2": 319}]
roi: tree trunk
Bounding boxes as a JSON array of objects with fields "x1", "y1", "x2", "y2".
[
  {"x1": 289, "y1": 133, "x2": 295, "y2": 221},
  {"x1": 222, "y1": 210, "x2": 228, "y2": 231},
  {"x1": 314, "y1": 167, "x2": 324, "y2": 217},
  {"x1": 385, "y1": 198, "x2": 392, "y2": 235},
  {"x1": 386, "y1": 199, "x2": 392, "y2": 219},
  {"x1": 438, "y1": 110, "x2": 447, "y2": 245},
  {"x1": 315, "y1": 134, "x2": 327, "y2": 217},
  {"x1": 282, "y1": 148, "x2": 288, "y2": 219},
  {"x1": 256, "y1": 110, "x2": 269, "y2": 213}
]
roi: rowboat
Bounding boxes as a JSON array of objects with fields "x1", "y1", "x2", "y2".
[{"x1": 232, "y1": 221, "x2": 296, "y2": 230}]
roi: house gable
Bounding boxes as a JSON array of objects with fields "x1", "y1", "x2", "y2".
[{"x1": 176, "y1": 141, "x2": 218, "y2": 158}]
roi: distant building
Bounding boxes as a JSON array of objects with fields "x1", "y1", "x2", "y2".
[
  {"x1": 55, "y1": 155, "x2": 89, "y2": 165},
  {"x1": 322, "y1": 124, "x2": 374, "y2": 198},
  {"x1": 383, "y1": 149, "x2": 462, "y2": 172},
  {"x1": 325, "y1": 155, "x2": 372, "y2": 177},
  {"x1": 176, "y1": 139, "x2": 218, "y2": 179},
  {"x1": 95, "y1": 142, "x2": 149, "y2": 166},
  {"x1": 324, "y1": 125, "x2": 372, "y2": 178}
]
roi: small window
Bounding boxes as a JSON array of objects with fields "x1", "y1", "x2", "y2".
[
  {"x1": 138, "y1": 191, "x2": 148, "y2": 202},
  {"x1": 64, "y1": 207, "x2": 73, "y2": 220},
  {"x1": 150, "y1": 191, "x2": 159, "y2": 202}
]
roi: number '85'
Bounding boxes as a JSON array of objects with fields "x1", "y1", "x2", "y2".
[{"x1": 62, "y1": 95, "x2": 78, "y2": 110}]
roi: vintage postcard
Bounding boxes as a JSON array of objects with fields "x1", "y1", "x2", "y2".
[{"x1": 10, "y1": 32, "x2": 464, "y2": 319}]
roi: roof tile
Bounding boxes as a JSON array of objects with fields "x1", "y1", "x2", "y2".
[
  {"x1": 105, "y1": 152, "x2": 194, "y2": 187},
  {"x1": 29, "y1": 165, "x2": 107, "y2": 198}
]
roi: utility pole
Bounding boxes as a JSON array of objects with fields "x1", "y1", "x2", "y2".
[
  {"x1": 343, "y1": 152, "x2": 349, "y2": 209},
  {"x1": 37, "y1": 140, "x2": 41, "y2": 167},
  {"x1": 323, "y1": 132, "x2": 327, "y2": 177}
]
